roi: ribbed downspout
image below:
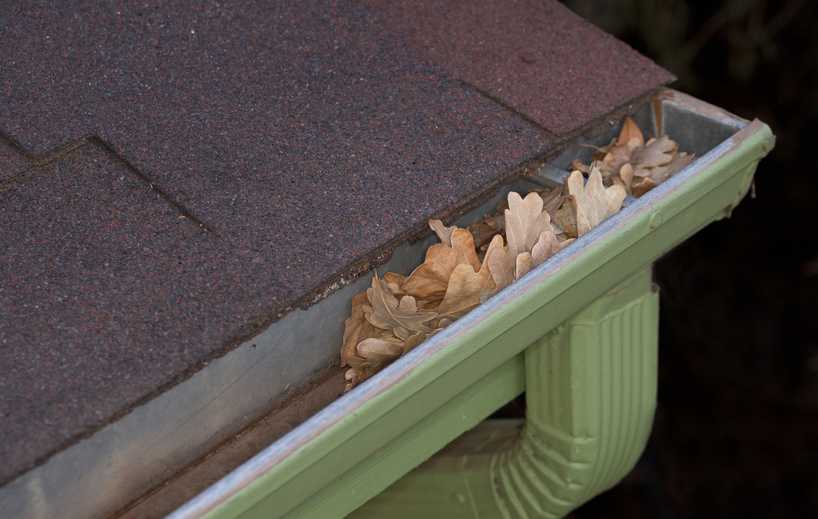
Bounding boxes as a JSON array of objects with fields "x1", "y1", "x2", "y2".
[{"x1": 351, "y1": 268, "x2": 658, "y2": 519}]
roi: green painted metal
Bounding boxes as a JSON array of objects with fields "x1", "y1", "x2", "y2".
[
  {"x1": 192, "y1": 118, "x2": 774, "y2": 519},
  {"x1": 351, "y1": 268, "x2": 658, "y2": 518}
]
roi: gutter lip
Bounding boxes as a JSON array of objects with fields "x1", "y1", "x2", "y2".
[{"x1": 170, "y1": 89, "x2": 765, "y2": 518}]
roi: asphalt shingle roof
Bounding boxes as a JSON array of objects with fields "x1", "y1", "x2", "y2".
[{"x1": 0, "y1": 0, "x2": 672, "y2": 485}]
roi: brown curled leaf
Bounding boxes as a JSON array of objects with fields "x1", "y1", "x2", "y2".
[
  {"x1": 436, "y1": 263, "x2": 495, "y2": 318},
  {"x1": 483, "y1": 234, "x2": 514, "y2": 290},
  {"x1": 341, "y1": 292, "x2": 379, "y2": 368},
  {"x1": 364, "y1": 274, "x2": 437, "y2": 333}
]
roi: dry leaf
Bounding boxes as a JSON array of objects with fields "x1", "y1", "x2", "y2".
[
  {"x1": 357, "y1": 337, "x2": 404, "y2": 363},
  {"x1": 632, "y1": 176, "x2": 657, "y2": 197},
  {"x1": 531, "y1": 230, "x2": 559, "y2": 266},
  {"x1": 566, "y1": 168, "x2": 626, "y2": 236},
  {"x1": 604, "y1": 183, "x2": 628, "y2": 216},
  {"x1": 428, "y1": 221, "x2": 480, "y2": 271},
  {"x1": 631, "y1": 136, "x2": 676, "y2": 170},
  {"x1": 364, "y1": 274, "x2": 437, "y2": 333},
  {"x1": 344, "y1": 363, "x2": 382, "y2": 391},
  {"x1": 451, "y1": 228, "x2": 482, "y2": 273},
  {"x1": 505, "y1": 192, "x2": 551, "y2": 257},
  {"x1": 393, "y1": 326, "x2": 411, "y2": 341},
  {"x1": 429, "y1": 219, "x2": 455, "y2": 246},
  {"x1": 402, "y1": 227, "x2": 481, "y2": 300},
  {"x1": 570, "y1": 159, "x2": 591, "y2": 174},
  {"x1": 664, "y1": 151, "x2": 694, "y2": 176},
  {"x1": 515, "y1": 252, "x2": 533, "y2": 279},
  {"x1": 637, "y1": 150, "x2": 694, "y2": 183},
  {"x1": 341, "y1": 292, "x2": 375, "y2": 367},
  {"x1": 383, "y1": 271, "x2": 406, "y2": 295},
  {"x1": 401, "y1": 243, "x2": 458, "y2": 300},
  {"x1": 616, "y1": 116, "x2": 645, "y2": 147},
  {"x1": 631, "y1": 145, "x2": 693, "y2": 196},
  {"x1": 596, "y1": 117, "x2": 644, "y2": 179},
  {"x1": 436, "y1": 317, "x2": 455, "y2": 329},
  {"x1": 483, "y1": 234, "x2": 515, "y2": 290},
  {"x1": 468, "y1": 218, "x2": 501, "y2": 249},
  {"x1": 619, "y1": 163, "x2": 634, "y2": 190},
  {"x1": 553, "y1": 197, "x2": 578, "y2": 238},
  {"x1": 601, "y1": 140, "x2": 640, "y2": 180},
  {"x1": 540, "y1": 186, "x2": 564, "y2": 216},
  {"x1": 403, "y1": 332, "x2": 427, "y2": 352},
  {"x1": 436, "y1": 263, "x2": 495, "y2": 318}
]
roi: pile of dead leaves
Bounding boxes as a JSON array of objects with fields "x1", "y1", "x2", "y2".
[
  {"x1": 341, "y1": 117, "x2": 691, "y2": 390},
  {"x1": 571, "y1": 116, "x2": 694, "y2": 197}
]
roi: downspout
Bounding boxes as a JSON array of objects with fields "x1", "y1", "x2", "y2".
[{"x1": 351, "y1": 267, "x2": 658, "y2": 518}]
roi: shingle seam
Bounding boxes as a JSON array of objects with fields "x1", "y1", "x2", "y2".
[
  {"x1": 0, "y1": 130, "x2": 85, "y2": 167},
  {"x1": 456, "y1": 79, "x2": 559, "y2": 139},
  {"x1": 88, "y1": 137, "x2": 214, "y2": 233},
  {"x1": 0, "y1": 135, "x2": 213, "y2": 233}
]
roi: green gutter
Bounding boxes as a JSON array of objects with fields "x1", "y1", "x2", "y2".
[{"x1": 170, "y1": 92, "x2": 774, "y2": 519}]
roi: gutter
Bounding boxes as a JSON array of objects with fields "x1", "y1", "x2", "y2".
[{"x1": 170, "y1": 90, "x2": 774, "y2": 518}]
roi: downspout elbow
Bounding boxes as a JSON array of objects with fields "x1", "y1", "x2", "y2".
[{"x1": 492, "y1": 274, "x2": 659, "y2": 517}]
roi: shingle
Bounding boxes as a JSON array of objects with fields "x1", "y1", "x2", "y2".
[{"x1": 373, "y1": 0, "x2": 674, "y2": 135}]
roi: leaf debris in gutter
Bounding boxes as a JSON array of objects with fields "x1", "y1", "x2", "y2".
[{"x1": 341, "y1": 117, "x2": 691, "y2": 391}]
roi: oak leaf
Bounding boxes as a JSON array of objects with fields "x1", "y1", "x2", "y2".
[
  {"x1": 402, "y1": 332, "x2": 428, "y2": 352},
  {"x1": 531, "y1": 230, "x2": 559, "y2": 266},
  {"x1": 401, "y1": 244, "x2": 458, "y2": 300},
  {"x1": 515, "y1": 252, "x2": 533, "y2": 279},
  {"x1": 631, "y1": 136, "x2": 676, "y2": 172},
  {"x1": 483, "y1": 234, "x2": 515, "y2": 290},
  {"x1": 344, "y1": 363, "x2": 381, "y2": 391},
  {"x1": 468, "y1": 216, "x2": 502, "y2": 250},
  {"x1": 356, "y1": 337, "x2": 404, "y2": 363},
  {"x1": 340, "y1": 292, "x2": 378, "y2": 368},
  {"x1": 429, "y1": 219, "x2": 455, "y2": 246},
  {"x1": 450, "y1": 228, "x2": 482, "y2": 273},
  {"x1": 436, "y1": 263, "x2": 495, "y2": 318},
  {"x1": 616, "y1": 116, "x2": 645, "y2": 147},
  {"x1": 540, "y1": 186, "x2": 564, "y2": 216},
  {"x1": 505, "y1": 192, "x2": 552, "y2": 257},
  {"x1": 427, "y1": 221, "x2": 480, "y2": 271},
  {"x1": 364, "y1": 274, "x2": 437, "y2": 333},
  {"x1": 383, "y1": 271, "x2": 406, "y2": 295},
  {"x1": 631, "y1": 176, "x2": 657, "y2": 197},
  {"x1": 635, "y1": 149, "x2": 694, "y2": 184},
  {"x1": 552, "y1": 198, "x2": 578, "y2": 237},
  {"x1": 401, "y1": 226, "x2": 481, "y2": 300},
  {"x1": 565, "y1": 168, "x2": 626, "y2": 237}
]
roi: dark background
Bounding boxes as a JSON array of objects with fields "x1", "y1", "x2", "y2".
[{"x1": 561, "y1": 1, "x2": 818, "y2": 517}]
